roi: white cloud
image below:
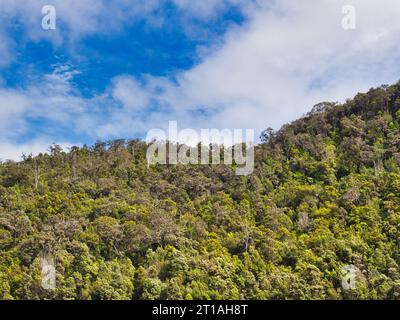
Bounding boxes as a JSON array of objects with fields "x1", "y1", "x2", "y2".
[
  {"x1": 0, "y1": 63, "x2": 90, "y2": 160},
  {"x1": 0, "y1": 0, "x2": 249, "y2": 67},
  {"x1": 3, "y1": 0, "x2": 400, "y2": 159},
  {"x1": 97, "y1": 0, "x2": 400, "y2": 138},
  {"x1": 111, "y1": 76, "x2": 150, "y2": 112},
  {"x1": 0, "y1": 89, "x2": 30, "y2": 137},
  {"x1": 0, "y1": 0, "x2": 165, "y2": 67},
  {"x1": 0, "y1": 139, "x2": 76, "y2": 162}
]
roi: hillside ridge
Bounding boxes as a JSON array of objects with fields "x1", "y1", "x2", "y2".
[{"x1": 1, "y1": 83, "x2": 400, "y2": 299}]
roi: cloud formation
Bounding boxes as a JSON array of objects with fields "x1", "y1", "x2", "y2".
[
  {"x1": 2, "y1": 0, "x2": 400, "y2": 160},
  {"x1": 95, "y1": 0, "x2": 400, "y2": 135}
]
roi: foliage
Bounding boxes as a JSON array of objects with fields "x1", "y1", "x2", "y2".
[{"x1": 2, "y1": 84, "x2": 400, "y2": 299}]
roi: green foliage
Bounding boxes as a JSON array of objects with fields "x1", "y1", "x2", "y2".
[{"x1": 2, "y1": 84, "x2": 400, "y2": 299}]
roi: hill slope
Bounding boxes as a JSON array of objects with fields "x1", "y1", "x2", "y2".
[{"x1": 2, "y1": 83, "x2": 400, "y2": 299}]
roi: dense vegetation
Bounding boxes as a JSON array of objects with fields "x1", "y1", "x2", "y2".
[{"x1": 2, "y1": 83, "x2": 400, "y2": 300}]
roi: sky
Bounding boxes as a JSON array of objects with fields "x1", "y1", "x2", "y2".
[{"x1": 1, "y1": 0, "x2": 400, "y2": 160}]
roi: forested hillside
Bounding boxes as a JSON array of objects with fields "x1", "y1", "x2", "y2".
[{"x1": 2, "y1": 83, "x2": 400, "y2": 300}]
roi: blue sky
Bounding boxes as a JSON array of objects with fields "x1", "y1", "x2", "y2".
[{"x1": 1, "y1": 0, "x2": 400, "y2": 160}]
